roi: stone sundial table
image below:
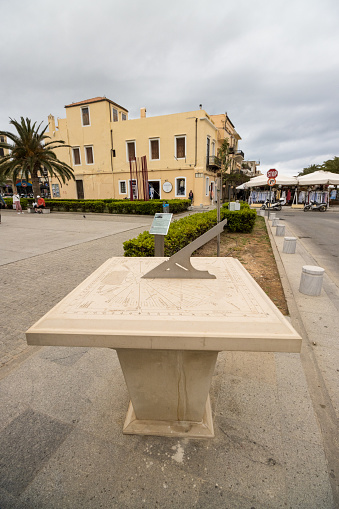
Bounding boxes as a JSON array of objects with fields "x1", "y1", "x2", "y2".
[{"x1": 26, "y1": 257, "x2": 301, "y2": 438}]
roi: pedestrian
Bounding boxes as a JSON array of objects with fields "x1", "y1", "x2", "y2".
[
  {"x1": 13, "y1": 193, "x2": 23, "y2": 214},
  {"x1": 188, "y1": 190, "x2": 194, "y2": 205},
  {"x1": 0, "y1": 195, "x2": 6, "y2": 209},
  {"x1": 34, "y1": 195, "x2": 46, "y2": 213}
]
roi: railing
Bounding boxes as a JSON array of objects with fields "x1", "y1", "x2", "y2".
[
  {"x1": 235, "y1": 150, "x2": 244, "y2": 158},
  {"x1": 207, "y1": 156, "x2": 221, "y2": 169}
]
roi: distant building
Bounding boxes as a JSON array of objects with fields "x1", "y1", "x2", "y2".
[{"x1": 46, "y1": 97, "x2": 245, "y2": 204}]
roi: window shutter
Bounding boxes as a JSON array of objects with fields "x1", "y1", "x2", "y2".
[
  {"x1": 73, "y1": 148, "x2": 81, "y2": 165},
  {"x1": 128, "y1": 142, "x2": 135, "y2": 160},
  {"x1": 86, "y1": 146, "x2": 94, "y2": 164},
  {"x1": 151, "y1": 140, "x2": 159, "y2": 159},
  {"x1": 176, "y1": 137, "x2": 185, "y2": 158},
  {"x1": 82, "y1": 108, "x2": 90, "y2": 126}
]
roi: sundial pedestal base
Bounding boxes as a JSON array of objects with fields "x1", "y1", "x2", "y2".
[
  {"x1": 123, "y1": 397, "x2": 214, "y2": 438},
  {"x1": 117, "y1": 348, "x2": 217, "y2": 438}
]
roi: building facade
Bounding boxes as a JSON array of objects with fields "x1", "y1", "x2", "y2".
[{"x1": 46, "y1": 97, "x2": 244, "y2": 205}]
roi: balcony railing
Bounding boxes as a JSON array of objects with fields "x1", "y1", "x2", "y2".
[
  {"x1": 207, "y1": 156, "x2": 221, "y2": 169},
  {"x1": 234, "y1": 150, "x2": 244, "y2": 159}
]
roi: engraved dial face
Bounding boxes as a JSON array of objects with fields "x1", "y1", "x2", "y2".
[{"x1": 60, "y1": 258, "x2": 264, "y2": 318}]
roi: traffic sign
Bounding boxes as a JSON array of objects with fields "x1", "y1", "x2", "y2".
[
  {"x1": 267, "y1": 178, "x2": 276, "y2": 186},
  {"x1": 267, "y1": 169, "x2": 278, "y2": 178}
]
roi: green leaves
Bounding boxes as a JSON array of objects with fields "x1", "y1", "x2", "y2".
[
  {"x1": 123, "y1": 204, "x2": 256, "y2": 257},
  {"x1": 0, "y1": 117, "x2": 75, "y2": 199}
]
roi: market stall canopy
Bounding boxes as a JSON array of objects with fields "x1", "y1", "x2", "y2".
[
  {"x1": 244, "y1": 174, "x2": 298, "y2": 188},
  {"x1": 296, "y1": 171, "x2": 339, "y2": 186}
]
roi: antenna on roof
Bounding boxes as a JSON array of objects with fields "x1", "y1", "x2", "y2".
[{"x1": 199, "y1": 104, "x2": 202, "y2": 109}]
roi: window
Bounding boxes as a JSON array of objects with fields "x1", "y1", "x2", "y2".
[
  {"x1": 149, "y1": 138, "x2": 160, "y2": 160},
  {"x1": 175, "y1": 136, "x2": 186, "y2": 159},
  {"x1": 81, "y1": 107, "x2": 90, "y2": 126},
  {"x1": 205, "y1": 176, "x2": 210, "y2": 196},
  {"x1": 126, "y1": 140, "x2": 136, "y2": 161},
  {"x1": 119, "y1": 181, "x2": 127, "y2": 194},
  {"x1": 122, "y1": 113, "x2": 127, "y2": 121},
  {"x1": 175, "y1": 177, "x2": 186, "y2": 197},
  {"x1": 72, "y1": 147, "x2": 81, "y2": 165},
  {"x1": 112, "y1": 108, "x2": 118, "y2": 122},
  {"x1": 52, "y1": 183, "x2": 60, "y2": 198},
  {"x1": 85, "y1": 146, "x2": 94, "y2": 165},
  {"x1": 211, "y1": 141, "x2": 215, "y2": 156}
]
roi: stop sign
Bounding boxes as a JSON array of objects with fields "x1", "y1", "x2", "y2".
[{"x1": 267, "y1": 169, "x2": 278, "y2": 178}]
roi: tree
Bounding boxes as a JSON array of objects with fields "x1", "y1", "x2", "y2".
[
  {"x1": 298, "y1": 164, "x2": 321, "y2": 176},
  {"x1": 217, "y1": 139, "x2": 249, "y2": 200},
  {"x1": 322, "y1": 156, "x2": 339, "y2": 174},
  {"x1": 0, "y1": 117, "x2": 75, "y2": 199}
]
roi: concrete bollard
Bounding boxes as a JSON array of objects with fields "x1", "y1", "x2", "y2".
[
  {"x1": 272, "y1": 218, "x2": 280, "y2": 227},
  {"x1": 276, "y1": 224, "x2": 285, "y2": 236},
  {"x1": 299, "y1": 265, "x2": 325, "y2": 296},
  {"x1": 269, "y1": 212, "x2": 276, "y2": 221},
  {"x1": 283, "y1": 237, "x2": 297, "y2": 254}
]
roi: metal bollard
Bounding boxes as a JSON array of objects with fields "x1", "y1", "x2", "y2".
[
  {"x1": 283, "y1": 237, "x2": 297, "y2": 254},
  {"x1": 276, "y1": 224, "x2": 285, "y2": 236},
  {"x1": 299, "y1": 265, "x2": 325, "y2": 296}
]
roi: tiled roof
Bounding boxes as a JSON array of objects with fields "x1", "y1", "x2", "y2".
[{"x1": 65, "y1": 97, "x2": 128, "y2": 112}]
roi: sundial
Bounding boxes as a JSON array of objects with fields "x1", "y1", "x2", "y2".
[
  {"x1": 144, "y1": 218, "x2": 228, "y2": 279},
  {"x1": 26, "y1": 224, "x2": 301, "y2": 439}
]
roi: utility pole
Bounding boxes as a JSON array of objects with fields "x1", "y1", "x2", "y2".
[{"x1": 217, "y1": 177, "x2": 221, "y2": 257}]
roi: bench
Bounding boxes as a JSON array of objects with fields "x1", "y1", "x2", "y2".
[{"x1": 27, "y1": 208, "x2": 50, "y2": 214}]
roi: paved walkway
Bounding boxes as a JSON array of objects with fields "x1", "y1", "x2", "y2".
[{"x1": 0, "y1": 209, "x2": 338, "y2": 508}]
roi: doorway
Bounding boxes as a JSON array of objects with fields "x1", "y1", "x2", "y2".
[
  {"x1": 148, "y1": 180, "x2": 161, "y2": 199},
  {"x1": 76, "y1": 180, "x2": 84, "y2": 200}
]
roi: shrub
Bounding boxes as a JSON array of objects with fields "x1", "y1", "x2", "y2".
[{"x1": 123, "y1": 207, "x2": 256, "y2": 257}]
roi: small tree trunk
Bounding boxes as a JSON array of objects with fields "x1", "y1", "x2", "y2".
[{"x1": 32, "y1": 166, "x2": 41, "y2": 200}]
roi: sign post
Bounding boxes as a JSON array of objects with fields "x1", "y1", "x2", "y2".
[
  {"x1": 149, "y1": 213, "x2": 173, "y2": 256},
  {"x1": 266, "y1": 170, "x2": 278, "y2": 219}
]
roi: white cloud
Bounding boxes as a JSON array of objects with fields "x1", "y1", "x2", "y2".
[{"x1": 1, "y1": 0, "x2": 338, "y2": 175}]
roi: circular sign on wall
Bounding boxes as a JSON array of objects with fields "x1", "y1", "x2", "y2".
[{"x1": 162, "y1": 181, "x2": 173, "y2": 193}]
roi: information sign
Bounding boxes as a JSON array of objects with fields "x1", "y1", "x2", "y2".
[
  {"x1": 267, "y1": 178, "x2": 276, "y2": 186},
  {"x1": 149, "y1": 213, "x2": 173, "y2": 236},
  {"x1": 162, "y1": 182, "x2": 173, "y2": 193},
  {"x1": 267, "y1": 169, "x2": 278, "y2": 178}
]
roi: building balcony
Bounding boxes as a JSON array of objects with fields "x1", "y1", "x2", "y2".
[
  {"x1": 235, "y1": 150, "x2": 244, "y2": 159},
  {"x1": 207, "y1": 156, "x2": 221, "y2": 170}
]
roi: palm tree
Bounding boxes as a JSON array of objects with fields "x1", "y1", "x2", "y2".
[{"x1": 0, "y1": 117, "x2": 75, "y2": 199}]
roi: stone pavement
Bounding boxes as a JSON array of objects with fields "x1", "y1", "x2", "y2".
[
  {"x1": 0, "y1": 211, "x2": 153, "y2": 370},
  {"x1": 0, "y1": 209, "x2": 338, "y2": 508}
]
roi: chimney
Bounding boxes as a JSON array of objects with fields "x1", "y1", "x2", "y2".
[
  {"x1": 48, "y1": 114, "x2": 55, "y2": 132},
  {"x1": 140, "y1": 107, "x2": 146, "y2": 118}
]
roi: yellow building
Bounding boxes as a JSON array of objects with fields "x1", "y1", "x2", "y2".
[{"x1": 46, "y1": 97, "x2": 244, "y2": 205}]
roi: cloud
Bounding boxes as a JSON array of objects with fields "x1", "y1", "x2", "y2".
[{"x1": 1, "y1": 0, "x2": 338, "y2": 175}]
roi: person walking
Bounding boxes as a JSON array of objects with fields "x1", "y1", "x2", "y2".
[
  {"x1": 188, "y1": 190, "x2": 194, "y2": 205},
  {"x1": 13, "y1": 193, "x2": 23, "y2": 214},
  {"x1": 0, "y1": 195, "x2": 6, "y2": 209}
]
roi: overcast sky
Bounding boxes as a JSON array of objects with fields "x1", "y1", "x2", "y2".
[{"x1": 1, "y1": 0, "x2": 338, "y2": 176}]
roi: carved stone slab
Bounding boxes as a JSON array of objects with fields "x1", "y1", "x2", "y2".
[{"x1": 26, "y1": 257, "x2": 301, "y2": 353}]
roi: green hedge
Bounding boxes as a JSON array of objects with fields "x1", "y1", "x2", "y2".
[
  {"x1": 4, "y1": 197, "x2": 29, "y2": 209},
  {"x1": 123, "y1": 207, "x2": 257, "y2": 257},
  {"x1": 7, "y1": 198, "x2": 190, "y2": 215}
]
